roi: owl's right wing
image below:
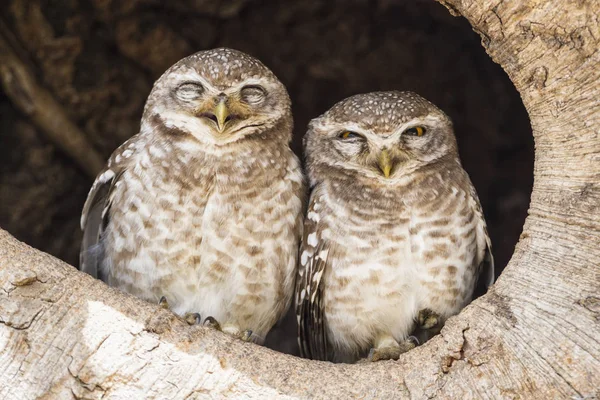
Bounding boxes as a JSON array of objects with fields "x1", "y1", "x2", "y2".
[
  {"x1": 296, "y1": 190, "x2": 331, "y2": 361},
  {"x1": 80, "y1": 138, "x2": 134, "y2": 281}
]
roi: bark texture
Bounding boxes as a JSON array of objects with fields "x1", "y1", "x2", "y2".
[{"x1": 1, "y1": 0, "x2": 599, "y2": 399}]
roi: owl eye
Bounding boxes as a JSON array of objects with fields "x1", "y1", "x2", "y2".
[
  {"x1": 338, "y1": 131, "x2": 363, "y2": 140},
  {"x1": 240, "y1": 85, "x2": 267, "y2": 104},
  {"x1": 404, "y1": 126, "x2": 426, "y2": 137},
  {"x1": 176, "y1": 82, "x2": 204, "y2": 101}
]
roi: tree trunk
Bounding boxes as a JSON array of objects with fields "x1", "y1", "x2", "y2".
[{"x1": 1, "y1": 0, "x2": 599, "y2": 398}]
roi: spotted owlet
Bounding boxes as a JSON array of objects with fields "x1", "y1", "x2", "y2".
[
  {"x1": 80, "y1": 48, "x2": 305, "y2": 343},
  {"x1": 296, "y1": 91, "x2": 494, "y2": 362}
]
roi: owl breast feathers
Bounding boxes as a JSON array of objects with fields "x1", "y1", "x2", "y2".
[
  {"x1": 80, "y1": 48, "x2": 306, "y2": 343},
  {"x1": 296, "y1": 91, "x2": 494, "y2": 363}
]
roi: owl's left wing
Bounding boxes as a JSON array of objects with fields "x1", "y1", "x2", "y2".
[
  {"x1": 80, "y1": 165, "x2": 124, "y2": 281},
  {"x1": 468, "y1": 184, "x2": 495, "y2": 297},
  {"x1": 80, "y1": 136, "x2": 137, "y2": 281},
  {"x1": 296, "y1": 190, "x2": 331, "y2": 361}
]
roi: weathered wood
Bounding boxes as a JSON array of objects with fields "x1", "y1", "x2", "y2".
[{"x1": 1, "y1": 0, "x2": 599, "y2": 398}]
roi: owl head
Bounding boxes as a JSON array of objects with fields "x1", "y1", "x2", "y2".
[
  {"x1": 142, "y1": 48, "x2": 292, "y2": 145},
  {"x1": 304, "y1": 91, "x2": 459, "y2": 185}
]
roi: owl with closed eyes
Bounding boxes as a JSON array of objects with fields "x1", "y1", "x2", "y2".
[
  {"x1": 296, "y1": 91, "x2": 494, "y2": 363},
  {"x1": 80, "y1": 48, "x2": 305, "y2": 343}
]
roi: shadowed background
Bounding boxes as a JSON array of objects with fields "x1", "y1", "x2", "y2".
[{"x1": 0, "y1": 0, "x2": 532, "y2": 351}]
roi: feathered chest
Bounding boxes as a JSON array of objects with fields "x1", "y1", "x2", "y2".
[
  {"x1": 319, "y1": 176, "x2": 478, "y2": 270},
  {"x1": 319, "y1": 180, "x2": 482, "y2": 351},
  {"x1": 104, "y1": 140, "x2": 304, "y2": 300}
]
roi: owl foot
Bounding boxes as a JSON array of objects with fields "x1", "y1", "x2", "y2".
[
  {"x1": 158, "y1": 297, "x2": 201, "y2": 325},
  {"x1": 184, "y1": 312, "x2": 202, "y2": 325},
  {"x1": 413, "y1": 309, "x2": 443, "y2": 344},
  {"x1": 417, "y1": 308, "x2": 440, "y2": 330},
  {"x1": 203, "y1": 317, "x2": 253, "y2": 342},
  {"x1": 158, "y1": 296, "x2": 169, "y2": 309},
  {"x1": 237, "y1": 329, "x2": 254, "y2": 342},
  {"x1": 203, "y1": 316, "x2": 222, "y2": 331},
  {"x1": 367, "y1": 336, "x2": 418, "y2": 362},
  {"x1": 222, "y1": 325, "x2": 254, "y2": 342}
]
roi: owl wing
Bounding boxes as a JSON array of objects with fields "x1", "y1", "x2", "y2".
[
  {"x1": 468, "y1": 184, "x2": 495, "y2": 297},
  {"x1": 80, "y1": 138, "x2": 134, "y2": 281},
  {"x1": 296, "y1": 190, "x2": 331, "y2": 361}
]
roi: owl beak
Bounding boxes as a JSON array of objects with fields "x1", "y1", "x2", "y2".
[
  {"x1": 214, "y1": 99, "x2": 230, "y2": 133},
  {"x1": 378, "y1": 149, "x2": 393, "y2": 178}
]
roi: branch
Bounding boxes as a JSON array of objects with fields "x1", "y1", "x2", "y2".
[
  {"x1": 0, "y1": 23, "x2": 104, "y2": 179},
  {"x1": 0, "y1": 222, "x2": 596, "y2": 399}
]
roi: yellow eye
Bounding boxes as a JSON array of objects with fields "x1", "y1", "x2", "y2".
[
  {"x1": 405, "y1": 126, "x2": 426, "y2": 137},
  {"x1": 339, "y1": 131, "x2": 361, "y2": 139}
]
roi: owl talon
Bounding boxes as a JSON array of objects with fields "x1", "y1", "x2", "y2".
[
  {"x1": 239, "y1": 329, "x2": 253, "y2": 342},
  {"x1": 368, "y1": 338, "x2": 416, "y2": 362},
  {"x1": 184, "y1": 312, "x2": 202, "y2": 325},
  {"x1": 407, "y1": 335, "x2": 420, "y2": 346},
  {"x1": 159, "y1": 296, "x2": 169, "y2": 309},
  {"x1": 368, "y1": 347, "x2": 399, "y2": 362},
  {"x1": 203, "y1": 316, "x2": 222, "y2": 331},
  {"x1": 417, "y1": 308, "x2": 440, "y2": 330}
]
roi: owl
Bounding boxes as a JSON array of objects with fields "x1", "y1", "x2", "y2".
[
  {"x1": 80, "y1": 48, "x2": 305, "y2": 343},
  {"x1": 296, "y1": 91, "x2": 494, "y2": 363}
]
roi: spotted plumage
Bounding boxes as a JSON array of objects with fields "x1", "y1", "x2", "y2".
[
  {"x1": 296, "y1": 91, "x2": 494, "y2": 362},
  {"x1": 81, "y1": 48, "x2": 306, "y2": 343}
]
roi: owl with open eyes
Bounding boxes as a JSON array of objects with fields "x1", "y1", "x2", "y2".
[
  {"x1": 80, "y1": 48, "x2": 305, "y2": 343},
  {"x1": 296, "y1": 91, "x2": 494, "y2": 363}
]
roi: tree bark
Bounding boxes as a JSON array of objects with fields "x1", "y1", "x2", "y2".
[{"x1": 1, "y1": 0, "x2": 599, "y2": 398}]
